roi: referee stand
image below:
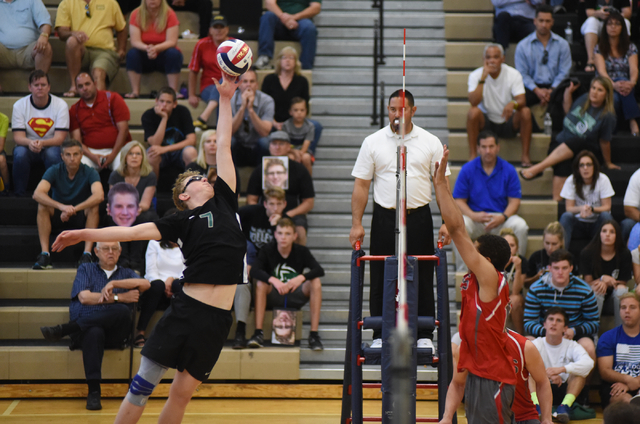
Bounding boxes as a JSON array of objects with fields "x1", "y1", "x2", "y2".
[{"x1": 340, "y1": 241, "x2": 455, "y2": 424}]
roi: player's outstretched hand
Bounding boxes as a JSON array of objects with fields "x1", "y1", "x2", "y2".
[
  {"x1": 214, "y1": 73, "x2": 241, "y2": 100},
  {"x1": 433, "y1": 145, "x2": 449, "y2": 187},
  {"x1": 52, "y1": 230, "x2": 83, "y2": 252}
]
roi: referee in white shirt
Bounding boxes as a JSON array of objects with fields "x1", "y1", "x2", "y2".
[{"x1": 349, "y1": 89, "x2": 451, "y2": 348}]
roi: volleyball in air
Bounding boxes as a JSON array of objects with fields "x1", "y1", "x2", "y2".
[{"x1": 216, "y1": 39, "x2": 253, "y2": 77}]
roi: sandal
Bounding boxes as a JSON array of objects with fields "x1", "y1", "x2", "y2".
[
  {"x1": 134, "y1": 334, "x2": 146, "y2": 347},
  {"x1": 519, "y1": 169, "x2": 543, "y2": 181},
  {"x1": 584, "y1": 62, "x2": 595, "y2": 72},
  {"x1": 63, "y1": 89, "x2": 78, "y2": 98},
  {"x1": 124, "y1": 92, "x2": 139, "y2": 99}
]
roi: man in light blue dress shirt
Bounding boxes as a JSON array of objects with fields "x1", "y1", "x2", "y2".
[
  {"x1": 0, "y1": 0, "x2": 52, "y2": 93},
  {"x1": 515, "y1": 4, "x2": 572, "y2": 109}
]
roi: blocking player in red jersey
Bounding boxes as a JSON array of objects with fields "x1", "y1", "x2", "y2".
[
  {"x1": 434, "y1": 145, "x2": 515, "y2": 424},
  {"x1": 447, "y1": 330, "x2": 553, "y2": 424}
]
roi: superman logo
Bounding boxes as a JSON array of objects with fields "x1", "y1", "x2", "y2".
[{"x1": 28, "y1": 118, "x2": 54, "y2": 138}]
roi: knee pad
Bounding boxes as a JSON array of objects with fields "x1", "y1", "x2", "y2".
[{"x1": 125, "y1": 357, "x2": 168, "y2": 407}]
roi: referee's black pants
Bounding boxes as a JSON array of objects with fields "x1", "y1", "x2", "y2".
[{"x1": 369, "y1": 203, "x2": 435, "y2": 340}]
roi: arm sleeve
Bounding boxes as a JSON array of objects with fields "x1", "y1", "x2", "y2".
[
  {"x1": 510, "y1": 68, "x2": 526, "y2": 97},
  {"x1": 188, "y1": 39, "x2": 203, "y2": 72},
  {"x1": 596, "y1": 329, "x2": 616, "y2": 358},
  {"x1": 524, "y1": 286, "x2": 546, "y2": 336},
  {"x1": 304, "y1": 120, "x2": 315, "y2": 141},
  {"x1": 55, "y1": 0, "x2": 71, "y2": 28},
  {"x1": 298, "y1": 165, "x2": 315, "y2": 199},
  {"x1": 624, "y1": 171, "x2": 640, "y2": 207},
  {"x1": 259, "y1": 95, "x2": 275, "y2": 122},
  {"x1": 166, "y1": 9, "x2": 179, "y2": 27},
  {"x1": 574, "y1": 289, "x2": 600, "y2": 338},
  {"x1": 579, "y1": 248, "x2": 595, "y2": 278},
  {"x1": 141, "y1": 110, "x2": 157, "y2": 141},
  {"x1": 179, "y1": 107, "x2": 195, "y2": 137},
  {"x1": 213, "y1": 176, "x2": 238, "y2": 211},
  {"x1": 514, "y1": 42, "x2": 537, "y2": 91},
  {"x1": 559, "y1": 176, "x2": 576, "y2": 200},
  {"x1": 0, "y1": 113, "x2": 8, "y2": 138},
  {"x1": 619, "y1": 249, "x2": 633, "y2": 281},
  {"x1": 260, "y1": 74, "x2": 274, "y2": 97},
  {"x1": 69, "y1": 104, "x2": 79, "y2": 132},
  {"x1": 553, "y1": 40, "x2": 573, "y2": 87},
  {"x1": 111, "y1": 93, "x2": 131, "y2": 123},
  {"x1": 599, "y1": 114, "x2": 616, "y2": 142},
  {"x1": 153, "y1": 213, "x2": 183, "y2": 243},
  {"x1": 598, "y1": 174, "x2": 616, "y2": 199},
  {"x1": 451, "y1": 165, "x2": 470, "y2": 199},
  {"x1": 564, "y1": 341, "x2": 595, "y2": 377},
  {"x1": 527, "y1": 252, "x2": 539, "y2": 277},
  {"x1": 351, "y1": 138, "x2": 375, "y2": 180},
  {"x1": 113, "y1": 3, "x2": 127, "y2": 32},
  {"x1": 301, "y1": 247, "x2": 324, "y2": 280},
  {"x1": 70, "y1": 265, "x2": 92, "y2": 298},
  {"x1": 55, "y1": 100, "x2": 70, "y2": 131},
  {"x1": 300, "y1": 76, "x2": 310, "y2": 101},
  {"x1": 250, "y1": 247, "x2": 272, "y2": 282},
  {"x1": 33, "y1": 0, "x2": 52, "y2": 27},
  {"x1": 468, "y1": 67, "x2": 481, "y2": 93},
  {"x1": 144, "y1": 241, "x2": 162, "y2": 282},
  {"x1": 11, "y1": 101, "x2": 25, "y2": 131},
  {"x1": 88, "y1": 168, "x2": 101, "y2": 184},
  {"x1": 108, "y1": 171, "x2": 122, "y2": 186},
  {"x1": 506, "y1": 164, "x2": 523, "y2": 199}
]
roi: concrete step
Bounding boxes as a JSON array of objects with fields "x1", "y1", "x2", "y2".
[
  {"x1": 447, "y1": 70, "x2": 470, "y2": 98},
  {"x1": 314, "y1": 147, "x2": 360, "y2": 161},
  {"x1": 308, "y1": 213, "x2": 372, "y2": 228},
  {"x1": 443, "y1": 0, "x2": 492, "y2": 12},
  {"x1": 299, "y1": 363, "x2": 438, "y2": 381},
  {"x1": 322, "y1": 0, "x2": 443, "y2": 12},
  {"x1": 312, "y1": 97, "x2": 447, "y2": 116},
  {"x1": 317, "y1": 39, "x2": 445, "y2": 57},
  {"x1": 312, "y1": 179, "x2": 355, "y2": 194},
  {"x1": 312, "y1": 68, "x2": 446, "y2": 86},
  {"x1": 444, "y1": 14, "x2": 492, "y2": 40},
  {"x1": 446, "y1": 42, "x2": 516, "y2": 70},
  {"x1": 307, "y1": 229, "x2": 368, "y2": 250},
  {"x1": 316, "y1": 116, "x2": 448, "y2": 129},
  {"x1": 312, "y1": 84, "x2": 447, "y2": 98},
  {"x1": 315, "y1": 55, "x2": 446, "y2": 69},
  {"x1": 315, "y1": 11, "x2": 445, "y2": 28},
  {"x1": 318, "y1": 27, "x2": 444, "y2": 40},
  {"x1": 312, "y1": 163, "x2": 358, "y2": 180},
  {"x1": 446, "y1": 132, "x2": 552, "y2": 163}
]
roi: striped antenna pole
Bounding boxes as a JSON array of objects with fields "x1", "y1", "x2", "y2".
[{"x1": 397, "y1": 28, "x2": 408, "y2": 334}]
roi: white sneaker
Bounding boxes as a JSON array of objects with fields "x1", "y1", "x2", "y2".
[
  {"x1": 370, "y1": 338, "x2": 382, "y2": 348},
  {"x1": 254, "y1": 55, "x2": 272, "y2": 70},
  {"x1": 417, "y1": 338, "x2": 434, "y2": 350}
]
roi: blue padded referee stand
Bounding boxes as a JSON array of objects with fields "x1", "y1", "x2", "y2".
[{"x1": 340, "y1": 247, "x2": 455, "y2": 424}]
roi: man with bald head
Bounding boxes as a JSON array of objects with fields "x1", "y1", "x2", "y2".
[{"x1": 40, "y1": 240, "x2": 149, "y2": 410}]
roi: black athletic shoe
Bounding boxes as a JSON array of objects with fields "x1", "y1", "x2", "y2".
[
  {"x1": 77, "y1": 252, "x2": 93, "y2": 267},
  {"x1": 247, "y1": 332, "x2": 264, "y2": 348},
  {"x1": 41, "y1": 325, "x2": 63, "y2": 342},
  {"x1": 232, "y1": 332, "x2": 247, "y2": 349},
  {"x1": 308, "y1": 333, "x2": 324, "y2": 351},
  {"x1": 86, "y1": 391, "x2": 102, "y2": 410},
  {"x1": 33, "y1": 253, "x2": 52, "y2": 270}
]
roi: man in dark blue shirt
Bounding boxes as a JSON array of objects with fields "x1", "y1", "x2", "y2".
[
  {"x1": 452, "y1": 131, "x2": 529, "y2": 270},
  {"x1": 40, "y1": 241, "x2": 149, "y2": 410}
]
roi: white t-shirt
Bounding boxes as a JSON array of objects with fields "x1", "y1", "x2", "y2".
[
  {"x1": 632, "y1": 248, "x2": 639, "y2": 265},
  {"x1": 468, "y1": 64, "x2": 526, "y2": 124},
  {"x1": 11, "y1": 94, "x2": 70, "y2": 141},
  {"x1": 532, "y1": 337, "x2": 595, "y2": 383},
  {"x1": 144, "y1": 240, "x2": 186, "y2": 283},
  {"x1": 624, "y1": 168, "x2": 640, "y2": 209},
  {"x1": 351, "y1": 124, "x2": 450, "y2": 209},
  {"x1": 560, "y1": 173, "x2": 615, "y2": 223}
]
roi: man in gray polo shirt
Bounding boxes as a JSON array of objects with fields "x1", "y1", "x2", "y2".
[{"x1": 231, "y1": 68, "x2": 275, "y2": 167}]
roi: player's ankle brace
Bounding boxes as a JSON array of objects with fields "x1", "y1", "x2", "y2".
[{"x1": 125, "y1": 357, "x2": 168, "y2": 406}]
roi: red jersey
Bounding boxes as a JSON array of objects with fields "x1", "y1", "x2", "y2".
[
  {"x1": 188, "y1": 37, "x2": 235, "y2": 91},
  {"x1": 69, "y1": 91, "x2": 131, "y2": 149},
  {"x1": 458, "y1": 271, "x2": 516, "y2": 385},
  {"x1": 506, "y1": 329, "x2": 539, "y2": 422}
]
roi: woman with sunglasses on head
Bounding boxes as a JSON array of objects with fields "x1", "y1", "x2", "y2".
[
  {"x1": 559, "y1": 150, "x2": 615, "y2": 252},
  {"x1": 51, "y1": 73, "x2": 246, "y2": 424},
  {"x1": 594, "y1": 11, "x2": 640, "y2": 136}
]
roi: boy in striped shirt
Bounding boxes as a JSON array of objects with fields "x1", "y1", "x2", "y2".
[{"x1": 524, "y1": 249, "x2": 599, "y2": 373}]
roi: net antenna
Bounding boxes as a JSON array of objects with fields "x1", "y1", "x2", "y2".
[{"x1": 391, "y1": 27, "x2": 412, "y2": 424}]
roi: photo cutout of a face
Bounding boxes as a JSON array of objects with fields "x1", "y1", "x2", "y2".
[
  {"x1": 262, "y1": 156, "x2": 289, "y2": 190},
  {"x1": 271, "y1": 309, "x2": 296, "y2": 345},
  {"x1": 107, "y1": 183, "x2": 141, "y2": 227}
]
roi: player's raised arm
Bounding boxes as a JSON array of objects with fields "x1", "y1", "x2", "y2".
[
  {"x1": 52, "y1": 223, "x2": 162, "y2": 252},
  {"x1": 433, "y1": 146, "x2": 500, "y2": 300},
  {"x1": 214, "y1": 73, "x2": 241, "y2": 193}
]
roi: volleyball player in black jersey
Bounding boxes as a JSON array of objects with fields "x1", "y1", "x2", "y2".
[{"x1": 52, "y1": 73, "x2": 246, "y2": 424}]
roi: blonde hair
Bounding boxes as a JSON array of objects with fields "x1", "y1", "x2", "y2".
[
  {"x1": 581, "y1": 76, "x2": 615, "y2": 117},
  {"x1": 499, "y1": 227, "x2": 519, "y2": 250},
  {"x1": 136, "y1": 0, "x2": 169, "y2": 33},
  {"x1": 544, "y1": 221, "x2": 565, "y2": 248},
  {"x1": 117, "y1": 141, "x2": 153, "y2": 177},
  {"x1": 172, "y1": 170, "x2": 201, "y2": 211},
  {"x1": 619, "y1": 292, "x2": 639, "y2": 306},
  {"x1": 196, "y1": 129, "x2": 217, "y2": 169},
  {"x1": 274, "y1": 46, "x2": 302, "y2": 76}
]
